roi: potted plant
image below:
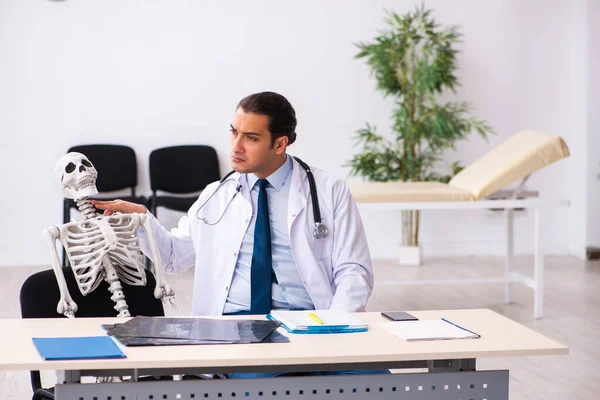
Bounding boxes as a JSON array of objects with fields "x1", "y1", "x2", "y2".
[{"x1": 348, "y1": 5, "x2": 494, "y2": 265}]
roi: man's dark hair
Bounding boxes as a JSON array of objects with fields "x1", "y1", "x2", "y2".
[{"x1": 237, "y1": 92, "x2": 297, "y2": 146}]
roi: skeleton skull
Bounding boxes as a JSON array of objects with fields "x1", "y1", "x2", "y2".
[{"x1": 55, "y1": 152, "x2": 99, "y2": 199}]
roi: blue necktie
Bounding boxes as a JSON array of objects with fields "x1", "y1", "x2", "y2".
[{"x1": 250, "y1": 179, "x2": 272, "y2": 314}]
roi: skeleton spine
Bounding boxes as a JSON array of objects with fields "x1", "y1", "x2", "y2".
[
  {"x1": 76, "y1": 197, "x2": 98, "y2": 220},
  {"x1": 102, "y1": 259, "x2": 131, "y2": 317}
]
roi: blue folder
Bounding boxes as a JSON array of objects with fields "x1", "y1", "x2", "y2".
[{"x1": 32, "y1": 336, "x2": 126, "y2": 360}]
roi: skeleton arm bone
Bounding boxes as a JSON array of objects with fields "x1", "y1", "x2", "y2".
[
  {"x1": 42, "y1": 226, "x2": 78, "y2": 318},
  {"x1": 138, "y1": 214, "x2": 180, "y2": 315},
  {"x1": 138, "y1": 214, "x2": 175, "y2": 300}
]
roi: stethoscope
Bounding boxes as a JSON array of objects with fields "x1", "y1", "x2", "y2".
[{"x1": 196, "y1": 156, "x2": 329, "y2": 239}]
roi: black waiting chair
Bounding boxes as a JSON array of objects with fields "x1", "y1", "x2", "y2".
[
  {"x1": 62, "y1": 144, "x2": 148, "y2": 266},
  {"x1": 149, "y1": 145, "x2": 220, "y2": 216},
  {"x1": 19, "y1": 267, "x2": 165, "y2": 400}
]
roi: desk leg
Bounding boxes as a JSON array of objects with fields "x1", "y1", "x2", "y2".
[
  {"x1": 534, "y1": 207, "x2": 544, "y2": 319},
  {"x1": 505, "y1": 208, "x2": 514, "y2": 304},
  {"x1": 427, "y1": 358, "x2": 476, "y2": 373},
  {"x1": 56, "y1": 369, "x2": 81, "y2": 384}
]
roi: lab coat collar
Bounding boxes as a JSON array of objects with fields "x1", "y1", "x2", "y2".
[{"x1": 287, "y1": 155, "x2": 310, "y2": 225}]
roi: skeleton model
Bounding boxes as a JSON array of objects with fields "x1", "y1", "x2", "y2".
[{"x1": 43, "y1": 152, "x2": 177, "y2": 318}]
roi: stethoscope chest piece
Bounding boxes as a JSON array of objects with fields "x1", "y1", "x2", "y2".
[{"x1": 313, "y1": 222, "x2": 329, "y2": 239}]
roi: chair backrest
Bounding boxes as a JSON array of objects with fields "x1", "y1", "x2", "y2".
[
  {"x1": 448, "y1": 130, "x2": 570, "y2": 200},
  {"x1": 20, "y1": 267, "x2": 164, "y2": 319},
  {"x1": 68, "y1": 144, "x2": 138, "y2": 194},
  {"x1": 149, "y1": 145, "x2": 220, "y2": 194}
]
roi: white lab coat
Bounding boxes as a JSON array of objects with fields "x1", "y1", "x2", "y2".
[{"x1": 141, "y1": 157, "x2": 373, "y2": 316}]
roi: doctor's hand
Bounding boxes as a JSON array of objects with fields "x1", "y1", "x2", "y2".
[{"x1": 91, "y1": 199, "x2": 147, "y2": 216}]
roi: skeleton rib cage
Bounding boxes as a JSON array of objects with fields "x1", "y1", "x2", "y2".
[{"x1": 59, "y1": 214, "x2": 147, "y2": 295}]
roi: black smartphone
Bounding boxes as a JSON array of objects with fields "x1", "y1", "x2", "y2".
[{"x1": 381, "y1": 311, "x2": 418, "y2": 321}]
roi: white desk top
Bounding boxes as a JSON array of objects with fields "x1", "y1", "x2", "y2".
[{"x1": 0, "y1": 309, "x2": 567, "y2": 371}]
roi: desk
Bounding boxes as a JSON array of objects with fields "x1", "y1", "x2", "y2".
[{"x1": 0, "y1": 309, "x2": 567, "y2": 399}]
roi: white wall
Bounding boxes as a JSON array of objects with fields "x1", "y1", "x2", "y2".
[
  {"x1": 587, "y1": 0, "x2": 600, "y2": 247},
  {"x1": 0, "y1": 0, "x2": 580, "y2": 266},
  {"x1": 565, "y1": 0, "x2": 600, "y2": 257},
  {"x1": 567, "y1": 0, "x2": 589, "y2": 259}
]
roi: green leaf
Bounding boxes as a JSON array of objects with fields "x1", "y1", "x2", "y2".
[{"x1": 348, "y1": 3, "x2": 495, "y2": 186}]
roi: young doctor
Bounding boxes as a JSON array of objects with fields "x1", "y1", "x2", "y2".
[{"x1": 92, "y1": 91, "x2": 374, "y2": 317}]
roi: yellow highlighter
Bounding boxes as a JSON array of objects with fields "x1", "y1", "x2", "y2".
[{"x1": 308, "y1": 312, "x2": 324, "y2": 325}]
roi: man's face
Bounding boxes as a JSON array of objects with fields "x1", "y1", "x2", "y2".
[{"x1": 230, "y1": 107, "x2": 287, "y2": 178}]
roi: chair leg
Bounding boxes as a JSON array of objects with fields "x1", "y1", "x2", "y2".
[
  {"x1": 33, "y1": 387, "x2": 55, "y2": 400},
  {"x1": 30, "y1": 370, "x2": 42, "y2": 394}
]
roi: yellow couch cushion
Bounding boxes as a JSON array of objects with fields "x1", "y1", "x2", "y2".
[
  {"x1": 448, "y1": 130, "x2": 569, "y2": 200},
  {"x1": 349, "y1": 181, "x2": 474, "y2": 202}
]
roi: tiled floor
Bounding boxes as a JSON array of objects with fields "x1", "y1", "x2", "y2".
[{"x1": 1, "y1": 256, "x2": 597, "y2": 399}]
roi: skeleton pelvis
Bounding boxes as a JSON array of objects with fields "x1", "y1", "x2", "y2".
[{"x1": 60, "y1": 214, "x2": 148, "y2": 295}]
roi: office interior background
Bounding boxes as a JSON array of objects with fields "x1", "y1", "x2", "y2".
[{"x1": 0, "y1": 0, "x2": 598, "y2": 399}]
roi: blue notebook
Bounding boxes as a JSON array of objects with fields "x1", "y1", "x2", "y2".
[{"x1": 32, "y1": 336, "x2": 126, "y2": 360}]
